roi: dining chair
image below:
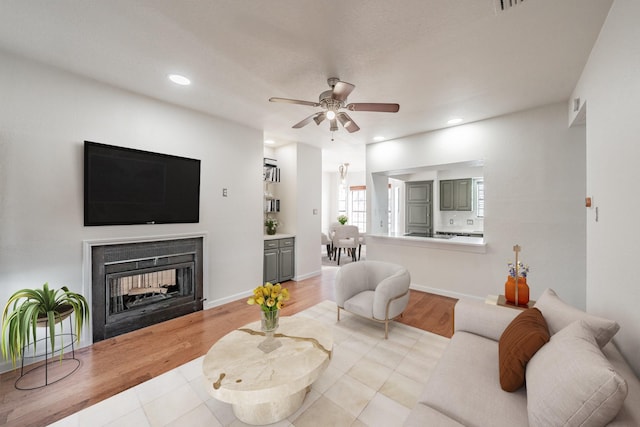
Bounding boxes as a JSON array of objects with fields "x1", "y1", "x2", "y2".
[
  {"x1": 332, "y1": 225, "x2": 359, "y2": 265},
  {"x1": 328, "y1": 222, "x2": 341, "y2": 258},
  {"x1": 321, "y1": 232, "x2": 333, "y2": 260},
  {"x1": 358, "y1": 233, "x2": 366, "y2": 260}
]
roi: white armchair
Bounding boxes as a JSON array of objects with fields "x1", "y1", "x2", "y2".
[{"x1": 335, "y1": 260, "x2": 411, "y2": 338}]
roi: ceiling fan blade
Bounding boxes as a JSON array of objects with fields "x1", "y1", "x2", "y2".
[
  {"x1": 269, "y1": 97, "x2": 320, "y2": 107},
  {"x1": 292, "y1": 112, "x2": 321, "y2": 129},
  {"x1": 332, "y1": 81, "x2": 355, "y2": 101},
  {"x1": 337, "y1": 112, "x2": 360, "y2": 133},
  {"x1": 346, "y1": 102, "x2": 400, "y2": 113}
]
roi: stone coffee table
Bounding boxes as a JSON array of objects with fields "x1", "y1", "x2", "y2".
[{"x1": 202, "y1": 316, "x2": 333, "y2": 425}]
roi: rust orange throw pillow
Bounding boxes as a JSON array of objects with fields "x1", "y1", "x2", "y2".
[{"x1": 499, "y1": 307, "x2": 550, "y2": 392}]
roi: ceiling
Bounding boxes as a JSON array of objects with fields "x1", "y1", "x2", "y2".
[{"x1": 0, "y1": 1, "x2": 612, "y2": 172}]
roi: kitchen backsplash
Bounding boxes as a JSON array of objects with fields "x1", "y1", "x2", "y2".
[{"x1": 437, "y1": 211, "x2": 484, "y2": 233}]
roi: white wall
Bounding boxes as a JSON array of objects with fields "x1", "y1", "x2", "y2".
[
  {"x1": 294, "y1": 143, "x2": 322, "y2": 279},
  {"x1": 367, "y1": 102, "x2": 587, "y2": 307},
  {"x1": 273, "y1": 143, "x2": 322, "y2": 280},
  {"x1": 570, "y1": 0, "x2": 640, "y2": 375},
  {"x1": 321, "y1": 171, "x2": 334, "y2": 236},
  {"x1": 0, "y1": 51, "x2": 264, "y2": 366}
]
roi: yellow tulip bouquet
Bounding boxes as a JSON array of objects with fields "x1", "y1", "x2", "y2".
[
  {"x1": 248, "y1": 282, "x2": 290, "y2": 352},
  {"x1": 247, "y1": 282, "x2": 290, "y2": 312}
]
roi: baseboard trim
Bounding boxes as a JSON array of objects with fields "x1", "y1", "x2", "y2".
[
  {"x1": 294, "y1": 269, "x2": 321, "y2": 281},
  {"x1": 0, "y1": 360, "x2": 14, "y2": 375},
  {"x1": 201, "y1": 271, "x2": 323, "y2": 310},
  {"x1": 203, "y1": 289, "x2": 253, "y2": 310},
  {"x1": 409, "y1": 283, "x2": 484, "y2": 302}
]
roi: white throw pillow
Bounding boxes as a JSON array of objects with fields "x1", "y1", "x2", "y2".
[
  {"x1": 526, "y1": 321, "x2": 628, "y2": 427},
  {"x1": 533, "y1": 288, "x2": 619, "y2": 347}
]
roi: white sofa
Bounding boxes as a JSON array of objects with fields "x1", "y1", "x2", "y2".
[{"x1": 405, "y1": 289, "x2": 640, "y2": 427}]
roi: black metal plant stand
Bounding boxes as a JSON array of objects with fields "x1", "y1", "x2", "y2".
[{"x1": 15, "y1": 315, "x2": 80, "y2": 390}]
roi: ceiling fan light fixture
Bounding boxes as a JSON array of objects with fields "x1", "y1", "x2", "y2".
[
  {"x1": 326, "y1": 110, "x2": 336, "y2": 120},
  {"x1": 330, "y1": 119, "x2": 338, "y2": 132},
  {"x1": 339, "y1": 162, "x2": 350, "y2": 184},
  {"x1": 313, "y1": 112, "x2": 326, "y2": 125},
  {"x1": 337, "y1": 113, "x2": 350, "y2": 127}
]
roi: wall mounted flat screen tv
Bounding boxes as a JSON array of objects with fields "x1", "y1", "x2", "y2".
[{"x1": 84, "y1": 141, "x2": 201, "y2": 226}]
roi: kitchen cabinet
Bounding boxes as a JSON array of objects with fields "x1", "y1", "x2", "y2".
[
  {"x1": 263, "y1": 237, "x2": 295, "y2": 283},
  {"x1": 440, "y1": 178, "x2": 472, "y2": 211}
]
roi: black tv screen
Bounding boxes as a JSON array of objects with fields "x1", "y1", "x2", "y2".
[{"x1": 84, "y1": 141, "x2": 201, "y2": 226}]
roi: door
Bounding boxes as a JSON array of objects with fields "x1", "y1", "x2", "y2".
[
  {"x1": 264, "y1": 248, "x2": 279, "y2": 284},
  {"x1": 405, "y1": 181, "x2": 433, "y2": 234},
  {"x1": 439, "y1": 180, "x2": 455, "y2": 211},
  {"x1": 455, "y1": 179, "x2": 472, "y2": 211},
  {"x1": 278, "y1": 246, "x2": 294, "y2": 282}
]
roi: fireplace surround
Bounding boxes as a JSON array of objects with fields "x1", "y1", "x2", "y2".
[{"x1": 89, "y1": 236, "x2": 204, "y2": 342}]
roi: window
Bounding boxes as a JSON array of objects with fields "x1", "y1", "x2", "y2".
[
  {"x1": 338, "y1": 185, "x2": 347, "y2": 217},
  {"x1": 476, "y1": 179, "x2": 484, "y2": 218},
  {"x1": 349, "y1": 186, "x2": 366, "y2": 233}
]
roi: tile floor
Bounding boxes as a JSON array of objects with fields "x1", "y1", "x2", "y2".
[{"x1": 49, "y1": 300, "x2": 449, "y2": 427}]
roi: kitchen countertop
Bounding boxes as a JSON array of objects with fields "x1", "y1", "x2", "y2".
[
  {"x1": 368, "y1": 232, "x2": 486, "y2": 253},
  {"x1": 435, "y1": 229, "x2": 484, "y2": 235},
  {"x1": 264, "y1": 233, "x2": 295, "y2": 240}
]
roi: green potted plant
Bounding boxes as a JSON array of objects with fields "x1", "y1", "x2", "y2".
[
  {"x1": 1, "y1": 283, "x2": 90, "y2": 366},
  {"x1": 264, "y1": 217, "x2": 279, "y2": 235}
]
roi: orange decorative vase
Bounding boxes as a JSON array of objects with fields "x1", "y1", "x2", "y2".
[{"x1": 505, "y1": 276, "x2": 530, "y2": 305}]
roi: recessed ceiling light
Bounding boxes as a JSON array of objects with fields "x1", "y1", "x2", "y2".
[
  {"x1": 373, "y1": 136, "x2": 385, "y2": 142},
  {"x1": 264, "y1": 139, "x2": 275, "y2": 145},
  {"x1": 168, "y1": 74, "x2": 191, "y2": 86},
  {"x1": 447, "y1": 118, "x2": 463, "y2": 125}
]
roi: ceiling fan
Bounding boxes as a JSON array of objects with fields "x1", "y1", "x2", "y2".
[{"x1": 269, "y1": 77, "x2": 399, "y2": 134}]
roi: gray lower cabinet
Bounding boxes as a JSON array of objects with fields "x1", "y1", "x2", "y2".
[{"x1": 263, "y1": 237, "x2": 295, "y2": 283}]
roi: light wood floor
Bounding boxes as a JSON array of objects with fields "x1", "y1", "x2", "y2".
[{"x1": 0, "y1": 267, "x2": 456, "y2": 427}]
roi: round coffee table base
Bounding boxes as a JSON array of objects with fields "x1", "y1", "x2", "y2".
[{"x1": 232, "y1": 387, "x2": 308, "y2": 425}]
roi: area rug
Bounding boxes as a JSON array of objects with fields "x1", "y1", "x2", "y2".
[{"x1": 48, "y1": 300, "x2": 449, "y2": 427}]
